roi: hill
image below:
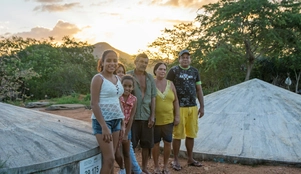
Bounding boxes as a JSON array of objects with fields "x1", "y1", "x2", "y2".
[{"x1": 92, "y1": 42, "x2": 135, "y2": 70}]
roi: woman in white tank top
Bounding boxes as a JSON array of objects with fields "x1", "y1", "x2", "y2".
[{"x1": 90, "y1": 50, "x2": 125, "y2": 174}]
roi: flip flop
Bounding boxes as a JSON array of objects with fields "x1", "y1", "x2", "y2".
[
  {"x1": 188, "y1": 161, "x2": 203, "y2": 167},
  {"x1": 171, "y1": 162, "x2": 182, "y2": 171},
  {"x1": 142, "y1": 169, "x2": 151, "y2": 174},
  {"x1": 162, "y1": 169, "x2": 170, "y2": 174},
  {"x1": 153, "y1": 168, "x2": 162, "y2": 174}
]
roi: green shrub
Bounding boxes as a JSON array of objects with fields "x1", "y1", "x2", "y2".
[
  {"x1": 51, "y1": 94, "x2": 90, "y2": 106},
  {"x1": 84, "y1": 93, "x2": 91, "y2": 101}
]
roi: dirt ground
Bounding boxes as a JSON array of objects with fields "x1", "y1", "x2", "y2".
[{"x1": 39, "y1": 108, "x2": 301, "y2": 174}]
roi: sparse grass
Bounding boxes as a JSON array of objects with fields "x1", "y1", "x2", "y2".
[
  {"x1": 49, "y1": 93, "x2": 90, "y2": 106},
  {"x1": 4, "y1": 100, "x2": 25, "y2": 107},
  {"x1": 5, "y1": 93, "x2": 91, "y2": 108}
]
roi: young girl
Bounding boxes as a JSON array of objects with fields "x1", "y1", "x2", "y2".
[
  {"x1": 114, "y1": 67, "x2": 145, "y2": 174},
  {"x1": 115, "y1": 75, "x2": 136, "y2": 174},
  {"x1": 90, "y1": 50, "x2": 125, "y2": 174}
]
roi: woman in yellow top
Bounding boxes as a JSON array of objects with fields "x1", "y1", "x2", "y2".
[{"x1": 152, "y1": 62, "x2": 180, "y2": 174}]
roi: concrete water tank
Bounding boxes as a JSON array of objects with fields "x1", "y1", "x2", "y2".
[{"x1": 0, "y1": 102, "x2": 101, "y2": 174}]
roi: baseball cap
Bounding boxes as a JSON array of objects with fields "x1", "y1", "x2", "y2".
[{"x1": 179, "y1": 49, "x2": 190, "y2": 56}]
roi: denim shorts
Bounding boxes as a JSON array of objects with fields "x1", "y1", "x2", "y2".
[{"x1": 92, "y1": 119, "x2": 121, "y2": 135}]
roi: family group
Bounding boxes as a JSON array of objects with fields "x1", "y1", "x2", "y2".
[{"x1": 90, "y1": 49, "x2": 204, "y2": 174}]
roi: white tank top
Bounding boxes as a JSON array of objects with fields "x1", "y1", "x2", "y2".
[{"x1": 91, "y1": 74, "x2": 124, "y2": 121}]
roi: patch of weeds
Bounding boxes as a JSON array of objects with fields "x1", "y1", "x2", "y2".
[
  {"x1": 7, "y1": 93, "x2": 91, "y2": 108},
  {"x1": 4, "y1": 100, "x2": 24, "y2": 107},
  {"x1": 71, "y1": 92, "x2": 79, "y2": 98},
  {"x1": 51, "y1": 94, "x2": 90, "y2": 106},
  {"x1": 0, "y1": 158, "x2": 9, "y2": 168},
  {"x1": 84, "y1": 93, "x2": 91, "y2": 101}
]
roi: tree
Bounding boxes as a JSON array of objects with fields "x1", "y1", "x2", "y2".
[
  {"x1": 145, "y1": 20, "x2": 246, "y2": 93},
  {"x1": 59, "y1": 36, "x2": 97, "y2": 95},
  {"x1": 199, "y1": 44, "x2": 246, "y2": 92},
  {"x1": 0, "y1": 37, "x2": 39, "y2": 101},
  {"x1": 195, "y1": 0, "x2": 285, "y2": 81},
  {"x1": 1, "y1": 36, "x2": 97, "y2": 100},
  {"x1": 252, "y1": 56, "x2": 287, "y2": 86},
  {"x1": 19, "y1": 36, "x2": 97, "y2": 99},
  {"x1": 273, "y1": 0, "x2": 301, "y2": 92},
  {"x1": 145, "y1": 22, "x2": 199, "y2": 65},
  {"x1": 17, "y1": 41, "x2": 63, "y2": 99}
]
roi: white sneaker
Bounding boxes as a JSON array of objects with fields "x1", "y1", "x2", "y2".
[{"x1": 119, "y1": 168, "x2": 126, "y2": 174}]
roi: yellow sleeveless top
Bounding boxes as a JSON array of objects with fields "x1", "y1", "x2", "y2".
[{"x1": 155, "y1": 80, "x2": 175, "y2": 125}]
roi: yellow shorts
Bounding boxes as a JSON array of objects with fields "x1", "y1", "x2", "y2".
[{"x1": 173, "y1": 106, "x2": 198, "y2": 139}]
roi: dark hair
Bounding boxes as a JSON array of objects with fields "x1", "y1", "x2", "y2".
[
  {"x1": 153, "y1": 62, "x2": 167, "y2": 76},
  {"x1": 121, "y1": 75, "x2": 135, "y2": 94},
  {"x1": 97, "y1": 50, "x2": 118, "y2": 72},
  {"x1": 114, "y1": 62, "x2": 126, "y2": 75},
  {"x1": 135, "y1": 53, "x2": 148, "y2": 62}
]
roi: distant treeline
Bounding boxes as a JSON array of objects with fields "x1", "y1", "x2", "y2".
[
  {"x1": 144, "y1": 0, "x2": 301, "y2": 95},
  {"x1": 0, "y1": 36, "x2": 136, "y2": 102},
  {"x1": 1, "y1": 1, "x2": 301, "y2": 102},
  {"x1": 0, "y1": 36, "x2": 97, "y2": 101}
]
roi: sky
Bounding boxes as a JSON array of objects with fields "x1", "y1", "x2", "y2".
[{"x1": 0, "y1": 0, "x2": 217, "y2": 54}]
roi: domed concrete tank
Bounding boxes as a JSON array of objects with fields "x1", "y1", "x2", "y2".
[
  {"x1": 0, "y1": 102, "x2": 101, "y2": 174},
  {"x1": 180, "y1": 79, "x2": 301, "y2": 165}
]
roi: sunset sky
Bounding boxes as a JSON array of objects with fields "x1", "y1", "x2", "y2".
[{"x1": 0, "y1": 0, "x2": 216, "y2": 54}]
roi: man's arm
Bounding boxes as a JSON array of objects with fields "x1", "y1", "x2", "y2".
[
  {"x1": 148, "y1": 74, "x2": 156, "y2": 128},
  {"x1": 148, "y1": 96, "x2": 156, "y2": 128},
  {"x1": 171, "y1": 81, "x2": 180, "y2": 126},
  {"x1": 196, "y1": 84, "x2": 204, "y2": 118}
]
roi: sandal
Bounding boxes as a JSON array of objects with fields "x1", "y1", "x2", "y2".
[
  {"x1": 171, "y1": 162, "x2": 182, "y2": 171},
  {"x1": 142, "y1": 169, "x2": 151, "y2": 174},
  {"x1": 162, "y1": 169, "x2": 170, "y2": 174},
  {"x1": 188, "y1": 160, "x2": 203, "y2": 167},
  {"x1": 153, "y1": 169, "x2": 162, "y2": 174}
]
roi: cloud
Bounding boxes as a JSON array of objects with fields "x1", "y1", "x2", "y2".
[
  {"x1": 12, "y1": 20, "x2": 82, "y2": 41},
  {"x1": 152, "y1": 18, "x2": 192, "y2": 25},
  {"x1": 33, "y1": 2, "x2": 81, "y2": 12},
  {"x1": 34, "y1": 0, "x2": 63, "y2": 2},
  {"x1": 90, "y1": 1, "x2": 111, "y2": 6},
  {"x1": 98, "y1": 12, "x2": 121, "y2": 17},
  {"x1": 0, "y1": 21, "x2": 10, "y2": 34},
  {"x1": 150, "y1": 0, "x2": 218, "y2": 8}
]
